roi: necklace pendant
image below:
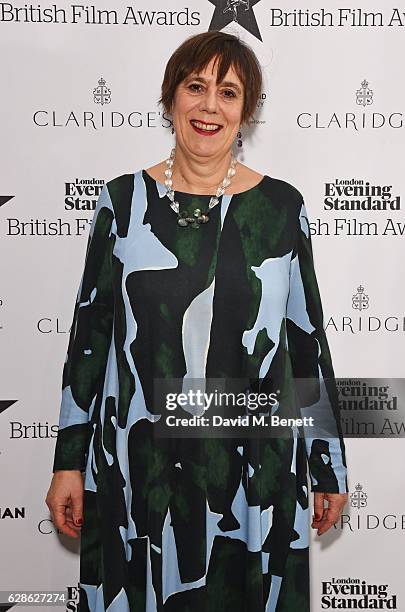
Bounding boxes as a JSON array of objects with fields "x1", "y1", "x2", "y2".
[
  {"x1": 177, "y1": 210, "x2": 210, "y2": 227},
  {"x1": 208, "y1": 197, "x2": 219, "y2": 209},
  {"x1": 165, "y1": 147, "x2": 238, "y2": 226}
]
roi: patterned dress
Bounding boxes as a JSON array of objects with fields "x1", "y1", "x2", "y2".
[{"x1": 52, "y1": 168, "x2": 348, "y2": 612}]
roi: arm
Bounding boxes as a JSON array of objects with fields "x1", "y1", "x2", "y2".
[
  {"x1": 52, "y1": 183, "x2": 115, "y2": 472},
  {"x1": 286, "y1": 196, "x2": 348, "y2": 494}
]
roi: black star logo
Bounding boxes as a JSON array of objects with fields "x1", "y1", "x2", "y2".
[
  {"x1": 208, "y1": 0, "x2": 263, "y2": 41},
  {"x1": 0, "y1": 196, "x2": 14, "y2": 208},
  {"x1": 0, "y1": 400, "x2": 18, "y2": 415}
]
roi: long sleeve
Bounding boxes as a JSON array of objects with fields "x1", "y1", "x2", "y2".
[
  {"x1": 52, "y1": 183, "x2": 116, "y2": 472},
  {"x1": 286, "y1": 196, "x2": 348, "y2": 493}
]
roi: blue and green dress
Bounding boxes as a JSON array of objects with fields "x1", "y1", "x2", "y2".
[{"x1": 52, "y1": 168, "x2": 348, "y2": 612}]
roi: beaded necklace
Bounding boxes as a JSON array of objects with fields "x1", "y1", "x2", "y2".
[{"x1": 163, "y1": 147, "x2": 238, "y2": 228}]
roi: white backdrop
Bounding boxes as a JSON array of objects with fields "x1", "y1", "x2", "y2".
[{"x1": 1, "y1": 0, "x2": 404, "y2": 610}]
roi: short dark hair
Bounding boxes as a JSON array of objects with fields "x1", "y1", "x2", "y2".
[{"x1": 158, "y1": 31, "x2": 262, "y2": 126}]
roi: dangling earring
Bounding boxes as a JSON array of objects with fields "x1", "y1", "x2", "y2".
[
  {"x1": 236, "y1": 126, "x2": 243, "y2": 148},
  {"x1": 171, "y1": 125, "x2": 175, "y2": 135}
]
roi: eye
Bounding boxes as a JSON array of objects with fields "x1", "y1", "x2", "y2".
[
  {"x1": 222, "y1": 89, "x2": 236, "y2": 98},
  {"x1": 188, "y1": 83, "x2": 203, "y2": 92}
]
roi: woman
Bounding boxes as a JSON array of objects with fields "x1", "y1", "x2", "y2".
[{"x1": 46, "y1": 31, "x2": 348, "y2": 612}]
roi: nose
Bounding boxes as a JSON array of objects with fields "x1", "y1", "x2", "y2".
[{"x1": 199, "y1": 86, "x2": 218, "y2": 115}]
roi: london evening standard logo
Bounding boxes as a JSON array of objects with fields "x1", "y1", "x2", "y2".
[
  {"x1": 297, "y1": 79, "x2": 405, "y2": 130},
  {"x1": 323, "y1": 179, "x2": 400, "y2": 212},
  {"x1": 319, "y1": 178, "x2": 403, "y2": 238},
  {"x1": 65, "y1": 178, "x2": 104, "y2": 212},
  {"x1": 321, "y1": 577, "x2": 397, "y2": 610}
]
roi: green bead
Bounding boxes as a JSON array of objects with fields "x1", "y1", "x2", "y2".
[
  {"x1": 179, "y1": 210, "x2": 188, "y2": 218},
  {"x1": 191, "y1": 221, "x2": 200, "y2": 229}
]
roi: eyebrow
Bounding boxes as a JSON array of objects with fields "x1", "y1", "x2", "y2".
[{"x1": 187, "y1": 75, "x2": 242, "y2": 95}]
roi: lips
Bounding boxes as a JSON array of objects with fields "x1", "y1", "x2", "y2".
[
  {"x1": 191, "y1": 119, "x2": 222, "y2": 127},
  {"x1": 190, "y1": 119, "x2": 223, "y2": 135}
]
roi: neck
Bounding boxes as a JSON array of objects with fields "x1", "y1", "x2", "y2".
[{"x1": 171, "y1": 145, "x2": 235, "y2": 194}]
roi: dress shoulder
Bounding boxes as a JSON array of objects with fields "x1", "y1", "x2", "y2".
[
  {"x1": 256, "y1": 176, "x2": 305, "y2": 234},
  {"x1": 105, "y1": 171, "x2": 136, "y2": 192},
  {"x1": 103, "y1": 172, "x2": 138, "y2": 237},
  {"x1": 264, "y1": 175, "x2": 304, "y2": 210}
]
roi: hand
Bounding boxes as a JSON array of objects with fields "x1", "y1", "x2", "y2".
[
  {"x1": 45, "y1": 470, "x2": 84, "y2": 538},
  {"x1": 311, "y1": 491, "x2": 348, "y2": 535}
]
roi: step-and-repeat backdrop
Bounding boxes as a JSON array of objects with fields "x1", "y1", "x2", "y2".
[{"x1": 1, "y1": 0, "x2": 404, "y2": 610}]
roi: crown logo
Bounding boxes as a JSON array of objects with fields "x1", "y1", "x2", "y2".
[
  {"x1": 350, "y1": 483, "x2": 368, "y2": 509},
  {"x1": 352, "y1": 285, "x2": 369, "y2": 311},
  {"x1": 356, "y1": 79, "x2": 373, "y2": 107},
  {"x1": 93, "y1": 76, "x2": 111, "y2": 106}
]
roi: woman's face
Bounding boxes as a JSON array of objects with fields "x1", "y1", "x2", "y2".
[{"x1": 171, "y1": 56, "x2": 244, "y2": 160}]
